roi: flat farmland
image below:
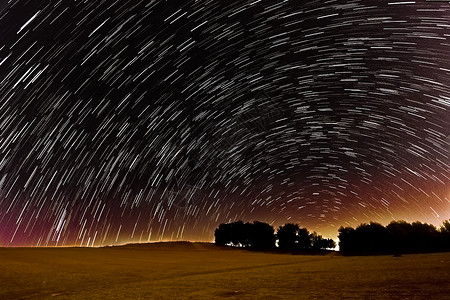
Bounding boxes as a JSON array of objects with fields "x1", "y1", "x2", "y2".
[{"x1": 0, "y1": 242, "x2": 449, "y2": 299}]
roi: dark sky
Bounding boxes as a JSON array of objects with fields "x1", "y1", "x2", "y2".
[{"x1": 0, "y1": 0, "x2": 449, "y2": 246}]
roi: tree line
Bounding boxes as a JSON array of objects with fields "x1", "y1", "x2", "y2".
[
  {"x1": 338, "y1": 220, "x2": 450, "y2": 255},
  {"x1": 214, "y1": 219, "x2": 450, "y2": 255},
  {"x1": 214, "y1": 221, "x2": 335, "y2": 251}
]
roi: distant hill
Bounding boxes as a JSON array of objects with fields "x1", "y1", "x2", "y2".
[{"x1": 101, "y1": 241, "x2": 231, "y2": 252}]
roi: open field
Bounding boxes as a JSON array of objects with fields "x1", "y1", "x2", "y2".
[{"x1": 0, "y1": 242, "x2": 449, "y2": 299}]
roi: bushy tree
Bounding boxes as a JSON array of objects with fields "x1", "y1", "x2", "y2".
[
  {"x1": 214, "y1": 223, "x2": 232, "y2": 246},
  {"x1": 310, "y1": 232, "x2": 336, "y2": 250},
  {"x1": 216, "y1": 219, "x2": 450, "y2": 255},
  {"x1": 386, "y1": 220, "x2": 413, "y2": 253},
  {"x1": 324, "y1": 238, "x2": 336, "y2": 250},
  {"x1": 410, "y1": 221, "x2": 439, "y2": 251},
  {"x1": 339, "y1": 220, "x2": 449, "y2": 255},
  {"x1": 439, "y1": 220, "x2": 450, "y2": 250},
  {"x1": 276, "y1": 223, "x2": 299, "y2": 250},
  {"x1": 338, "y1": 226, "x2": 356, "y2": 254},
  {"x1": 214, "y1": 221, "x2": 250, "y2": 247},
  {"x1": 214, "y1": 221, "x2": 275, "y2": 249},
  {"x1": 229, "y1": 221, "x2": 250, "y2": 246},
  {"x1": 276, "y1": 223, "x2": 311, "y2": 251},
  {"x1": 249, "y1": 221, "x2": 276, "y2": 249},
  {"x1": 355, "y1": 222, "x2": 389, "y2": 254},
  {"x1": 297, "y1": 227, "x2": 311, "y2": 250}
]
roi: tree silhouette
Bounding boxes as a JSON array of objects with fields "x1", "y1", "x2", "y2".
[
  {"x1": 324, "y1": 238, "x2": 336, "y2": 249},
  {"x1": 216, "y1": 221, "x2": 336, "y2": 252},
  {"x1": 215, "y1": 219, "x2": 450, "y2": 255},
  {"x1": 276, "y1": 223, "x2": 312, "y2": 251},
  {"x1": 440, "y1": 220, "x2": 450, "y2": 250},
  {"x1": 214, "y1": 221, "x2": 248, "y2": 246},
  {"x1": 410, "y1": 221, "x2": 439, "y2": 252},
  {"x1": 355, "y1": 222, "x2": 389, "y2": 254},
  {"x1": 214, "y1": 221, "x2": 275, "y2": 248},
  {"x1": 310, "y1": 232, "x2": 336, "y2": 250},
  {"x1": 214, "y1": 223, "x2": 231, "y2": 246},
  {"x1": 249, "y1": 221, "x2": 276, "y2": 249},
  {"x1": 339, "y1": 220, "x2": 450, "y2": 255},
  {"x1": 229, "y1": 221, "x2": 250, "y2": 247},
  {"x1": 338, "y1": 226, "x2": 357, "y2": 254},
  {"x1": 386, "y1": 220, "x2": 413, "y2": 253},
  {"x1": 297, "y1": 227, "x2": 311, "y2": 250},
  {"x1": 276, "y1": 223, "x2": 300, "y2": 250}
]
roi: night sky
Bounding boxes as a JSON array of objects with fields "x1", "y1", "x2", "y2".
[{"x1": 0, "y1": 0, "x2": 449, "y2": 247}]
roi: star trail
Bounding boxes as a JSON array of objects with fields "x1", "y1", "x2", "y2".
[{"x1": 0, "y1": 0, "x2": 449, "y2": 246}]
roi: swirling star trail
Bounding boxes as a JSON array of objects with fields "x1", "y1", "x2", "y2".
[{"x1": 0, "y1": 0, "x2": 449, "y2": 246}]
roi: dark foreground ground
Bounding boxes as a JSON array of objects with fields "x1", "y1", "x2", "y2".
[{"x1": 1, "y1": 242, "x2": 449, "y2": 299}]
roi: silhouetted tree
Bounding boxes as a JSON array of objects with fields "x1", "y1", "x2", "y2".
[
  {"x1": 386, "y1": 220, "x2": 413, "y2": 253},
  {"x1": 249, "y1": 221, "x2": 276, "y2": 249},
  {"x1": 410, "y1": 221, "x2": 439, "y2": 252},
  {"x1": 217, "y1": 219, "x2": 450, "y2": 255},
  {"x1": 276, "y1": 223, "x2": 299, "y2": 250},
  {"x1": 338, "y1": 226, "x2": 357, "y2": 254},
  {"x1": 214, "y1": 221, "x2": 275, "y2": 249},
  {"x1": 229, "y1": 221, "x2": 250, "y2": 246},
  {"x1": 324, "y1": 238, "x2": 336, "y2": 250},
  {"x1": 310, "y1": 232, "x2": 336, "y2": 250},
  {"x1": 215, "y1": 223, "x2": 232, "y2": 246},
  {"x1": 297, "y1": 227, "x2": 311, "y2": 250},
  {"x1": 214, "y1": 221, "x2": 250, "y2": 247},
  {"x1": 440, "y1": 220, "x2": 450, "y2": 250},
  {"x1": 276, "y1": 223, "x2": 311, "y2": 251},
  {"x1": 340, "y1": 223, "x2": 393, "y2": 254},
  {"x1": 355, "y1": 222, "x2": 389, "y2": 254},
  {"x1": 339, "y1": 220, "x2": 450, "y2": 255}
]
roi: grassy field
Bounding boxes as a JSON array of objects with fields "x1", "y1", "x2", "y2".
[{"x1": 0, "y1": 242, "x2": 449, "y2": 299}]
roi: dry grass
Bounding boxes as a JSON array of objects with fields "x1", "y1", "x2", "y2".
[{"x1": 0, "y1": 242, "x2": 449, "y2": 299}]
